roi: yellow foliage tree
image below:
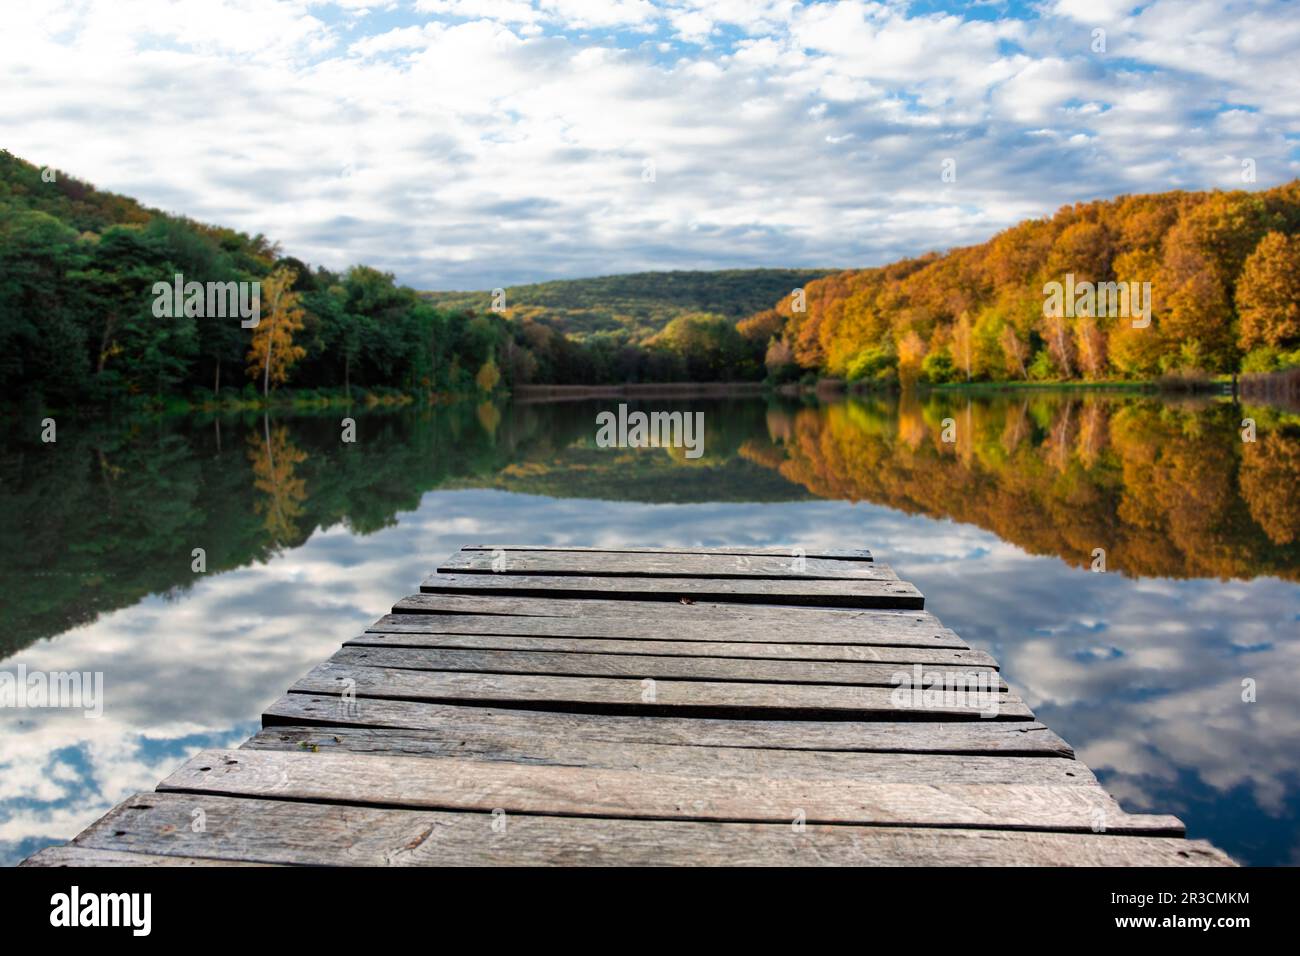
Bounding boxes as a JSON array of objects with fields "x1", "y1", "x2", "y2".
[
  {"x1": 896, "y1": 329, "x2": 926, "y2": 389},
  {"x1": 951, "y1": 311, "x2": 975, "y2": 381},
  {"x1": 475, "y1": 357, "x2": 501, "y2": 392},
  {"x1": 1075, "y1": 317, "x2": 1108, "y2": 379},
  {"x1": 999, "y1": 324, "x2": 1029, "y2": 379},
  {"x1": 247, "y1": 265, "x2": 306, "y2": 396}
]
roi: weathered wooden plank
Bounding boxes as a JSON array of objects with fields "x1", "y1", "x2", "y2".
[
  {"x1": 463, "y1": 544, "x2": 873, "y2": 562},
  {"x1": 420, "y1": 573, "x2": 924, "y2": 610},
  {"x1": 71, "y1": 793, "x2": 1233, "y2": 866},
  {"x1": 19, "y1": 845, "x2": 274, "y2": 867},
  {"x1": 244, "y1": 725, "x2": 1088, "y2": 785},
  {"x1": 441, "y1": 549, "x2": 894, "y2": 580},
  {"x1": 379, "y1": 605, "x2": 969, "y2": 649},
  {"x1": 24, "y1": 541, "x2": 1236, "y2": 869},
  {"x1": 157, "y1": 748, "x2": 1183, "y2": 834},
  {"x1": 349, "y1": 631, "x2": 997, "y2": 667},
  {"x1": 264, "y1": 694, "x2": 1074, "y2": 756},
  {"x1": 291, "y1": 662, "x2": 1029, "y2": 720},
  {"x1": 329, "y1": 645, "x2": 1008, "y2": 690}
]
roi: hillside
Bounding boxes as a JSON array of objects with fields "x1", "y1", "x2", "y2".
[
  {"x1": 0, "y1": 151, "x2": 805, "y2": 407},
  {"x1": 750, "y1": 180, "x2": 1300, "y2": 385},
  {"x1": 9, "y1": 145, "x2": 1297, "y2": 406},
  {"x1": 423, "y1": 269, "x2": 836, "y2": 341},
  {"x1": 0, "y1": 151, "x2": 523, "y2": 408}
]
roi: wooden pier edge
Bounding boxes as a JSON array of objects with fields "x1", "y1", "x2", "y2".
[{"x1": 24, "y1": 545, "x2": 1237, "y2": 867}]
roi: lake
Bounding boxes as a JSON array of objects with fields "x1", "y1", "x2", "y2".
[{"x1": 2, "y1": 391, "x2": 1298, "y2": 866}]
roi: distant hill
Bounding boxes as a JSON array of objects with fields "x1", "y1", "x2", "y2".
[{"x1": 423, "y1": 269, "x2": 838, "y2": 341}]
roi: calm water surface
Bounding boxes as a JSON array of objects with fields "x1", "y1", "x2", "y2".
[{"x1": 2, "y1": 393, "x2": 1298, "y2": 865}]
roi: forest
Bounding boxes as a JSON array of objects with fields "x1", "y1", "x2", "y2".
[
  {"x1": 755, "y1": 179, "x2": 1300, "y2": 386},
  {"x1": 4, "y1": 147, "x2": 1299, "y2": 411},
  {"x1": 0, "y1": 151, "x2": 769, "y2": 412}
]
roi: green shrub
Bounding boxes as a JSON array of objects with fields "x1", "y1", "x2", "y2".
[
  {"x1": 846, "y1": 347, "x2": 896, "y2": 382},
  {"x1": 1028, "y1": 349, "x2": 1057, "y2": 381},
  {"x1": 921, "y1": 351, "x2": 955, "y2": 383}
]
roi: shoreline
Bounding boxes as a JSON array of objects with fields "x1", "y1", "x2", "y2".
[{"x1": 511, "y1": 382, "x2": 767, "y2": 403}]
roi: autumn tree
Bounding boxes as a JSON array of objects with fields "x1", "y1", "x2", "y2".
[
  {"x1": 1159, "y1": 220, "x2": 1237, "y2": 371},
  {"x1": 1161, "y1": 264, "x2": 1235, "y2": 371},
  {"x1": 951, "y1": 311, "x2": 975, "y2": 381},
  {"x1": 738, "y1": 308, "x2": 783, "y2": 344},
  {"x1": 999, "y1": 324, "x2": 1029, "y2": 379},
  {"x1": 896, "y1": 329, "x2": 926, "y2": 389},
  {"x1": 1237, "y1": 231, "x2": 1300, "y2": 350},
  {"x1": 1041, "y1": 311, "x2": 1075, "y2": 378},
  {"x1": 765, "y1": 336, "x2": 796, "y2": 376},
  {"x1": 247, "y1": 264, "x2": 306, "y2": 395},
  {"x1": 1046, "y1": 220, "x2": 1115, "y2": 283},
  {"x1": 475, "y1": 356, "x2": 501, "y2": 392},
  {"x1": 1108, "y1": 247, "x2": 1163, "y2": 376},
  {"x1": 1075, "y1": 316, "x2": 1108, "y2": 378},
  {"x1": 1109, "y1": 321, "x2": 1163, "y2": 377}
]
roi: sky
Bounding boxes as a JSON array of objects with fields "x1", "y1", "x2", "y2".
[{"x1": 4, "y1": 0, "x2": 1300, "y2": 289}]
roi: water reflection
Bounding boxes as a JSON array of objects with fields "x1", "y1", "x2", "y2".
[
  {"x1": 754, "y1": 393, "x2": 1300, "y2": 580},
  {"x1": 1, "y1": 393, "x2": 1297, "y2": 865}
]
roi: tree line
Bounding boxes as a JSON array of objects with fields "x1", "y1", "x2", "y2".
[
  {"x1": 0, "y1": 151, "x2": 769, "y2": 412},
  {"x1": 751, "y1": 180, "x2": 1300, "y2": 385},
  {"x1": 8, "y1": 149, "x2": 1297, "y2": 407}
]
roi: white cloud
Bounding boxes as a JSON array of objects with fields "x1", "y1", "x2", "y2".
[{"x1": 0, "y1": 0, "x2": 1296, "y2": 288}]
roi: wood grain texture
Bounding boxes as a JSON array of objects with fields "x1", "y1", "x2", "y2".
[
  {"x1": 263, "y1": 694, "x2": 1074, "y2": 756},
  {"x1": 20, "y1": 845, "x2": 274, "y2": 867},
  {"x1": 349, "y1": 631, "x2": 997, "y2": 667},
  {"x1": 157, "y1": 748, "x2": 1183, "y2": 834},
  {"x1": 420, "y1": 572, "x2": 924, "y2": 609},
  {"x1": 463, "y1": 544, "x2": 873, "y2": 562},
  {"x1": 441, "y1": 549, "x2": 894, "y2": 580},
  {"x1": 329, "y1": 645, "x2": 1008, "y2": 690},
  {"x1": 378, "y1": 605, "x2": 968, "y2": 648},
  {"x1": 291, "y1": 661, "x2": 1030, "y2": 720},
  {"x1": 71, "y1": 793, "x2": 1233, "y2": 867},
  {"x1": 243, "y1": 725, "x2": 1088, "y2": 784}
]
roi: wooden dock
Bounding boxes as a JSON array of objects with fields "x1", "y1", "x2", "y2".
[{"x1": 25, "y1": 545, "x2": 1235, "y2": 866}]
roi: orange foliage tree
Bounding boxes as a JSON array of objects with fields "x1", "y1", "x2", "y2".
[
  {"x1": 1237, "y1": 231, "x2": 1300, "y2": 350},
  {"x1": 751, "y1": 180, "x2": 1299, "y2": 382}
]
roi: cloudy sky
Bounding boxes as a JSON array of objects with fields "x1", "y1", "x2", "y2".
[{"x1": 4, "y1": 0, "x2": 1299, "y2": 288}]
